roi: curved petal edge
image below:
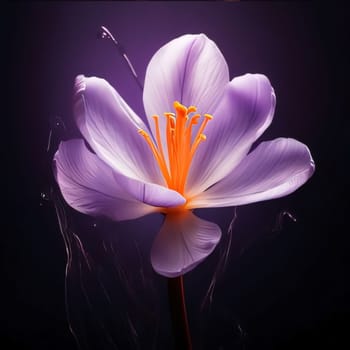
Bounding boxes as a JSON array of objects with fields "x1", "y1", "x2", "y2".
[
  {"x1": 188, "y1": 138, "x2": 315, "y2": 209},
  {"x1": 151, "y1": 211, "x2": 221, "y2": 277}
]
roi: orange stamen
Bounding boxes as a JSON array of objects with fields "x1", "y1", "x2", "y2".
[
  {"x1": 138, "y1": 102, "x2": 213, "y2": 195},
  {"x1": 152, "y1": 115, "x2": 165, "y2": 163},
  {"x1": 138, "y1": 129, "x2": 171, "y2": 184}
]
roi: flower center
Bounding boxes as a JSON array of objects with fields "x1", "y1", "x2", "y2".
[{"x1": 138, "y1": 101, "x2": 213, "y2": 195}]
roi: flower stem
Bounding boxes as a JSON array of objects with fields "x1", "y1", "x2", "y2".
[{"x1": 167, "y1": 276, "x2": 192, "y2": 350}]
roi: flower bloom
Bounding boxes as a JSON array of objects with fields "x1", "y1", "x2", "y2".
[{"x1": 54, "y1": 34, "x2": 315, "y2": 277}]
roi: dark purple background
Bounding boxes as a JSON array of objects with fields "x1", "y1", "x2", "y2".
[{"x1": 5, "y1": 2, "x2": 348, "y2": 349}]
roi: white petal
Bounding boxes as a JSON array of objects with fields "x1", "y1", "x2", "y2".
[
  {"x1": 151, "y1": 211, "x2": 221, "y2": 277},
  {"x1": 186, "y1": 74, "x2": 276, "y2": 196},
  {"x1": 74, "y1": 75, "x2": 163, "y2": 184},
  {"x1": 188, "y1": 138, "x2": 315, "y2": 209},
  {"x1": 143, "y1": 34, "x2": 229, "y2": 158},
  {"x1": 54, "y1": 139, "x2": 186, "y2": 221}
]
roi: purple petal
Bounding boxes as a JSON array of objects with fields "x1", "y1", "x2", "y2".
[
  {"x1": 187, "y1": 74, "x2": 276, "y2": 196},
  {"x1": 151, "y1": 211, "x2": 221, "y2": 277},
  {"x1": 143, "y1": 34, "x2": 229, "y2": 156},
  {"x1": 188, "y1": 138, "x2": 315, "y2": 209},
  {"x1": 54, "y1": 139, "x2": 185, "y2": 221},
  {"x1": 74, "y1": 75, "x2": 163, "y2": 184}
]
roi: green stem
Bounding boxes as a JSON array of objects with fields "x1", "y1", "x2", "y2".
[{"x1": 167, "y1": 276, "x2": 192, "y2": 350}]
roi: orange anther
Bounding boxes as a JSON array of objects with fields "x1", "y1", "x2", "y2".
[{"x1": 139, "y1": 102, "x2": 213, "y2": 194}]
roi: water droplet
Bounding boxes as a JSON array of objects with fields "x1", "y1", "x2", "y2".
[
  {"x1": 49, "y1": 116, "x2": 66, "y2": 130},
  {"x1": 41, "y1": 192, "x2": 48, "y2": 200},
  {"x1": 40, "y1": 192, "x2": 50, "y2": 206},
  {"x1": 97, "y1": 28, "x2": 109, "y2": 40}
]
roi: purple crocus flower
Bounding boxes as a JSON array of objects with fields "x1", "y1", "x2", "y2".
[{"x1": 54, "y1": 34, "x2": 315, "y2": 278}]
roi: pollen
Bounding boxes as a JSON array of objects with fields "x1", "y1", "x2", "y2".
[{"x1": 138, "y1": 101, "x2": 213, "y2": 195}]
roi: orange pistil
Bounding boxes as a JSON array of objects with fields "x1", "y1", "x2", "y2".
[{"x1": 138, "y1": 101, "x2": 213, "y2": 196}]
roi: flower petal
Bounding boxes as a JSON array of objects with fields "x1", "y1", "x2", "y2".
[
  {"x1": 188, "y1": 138, "x2": 315, "y2": 209},
  {"x1": 54, "y1": 139, "x2": 185, "y2": 221},
  {"x1": 143, "y1": 34, "x2": 229, "y2": 155},
  {"x1": 151, "y1": 211, "x2": 221, "y2": 277},
  {"x1": 186, "y1": 74, "x2": 276, "y2": 196},
  {"x1": 74, "y1": 75, "x2": 163, "y2": 184}
]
